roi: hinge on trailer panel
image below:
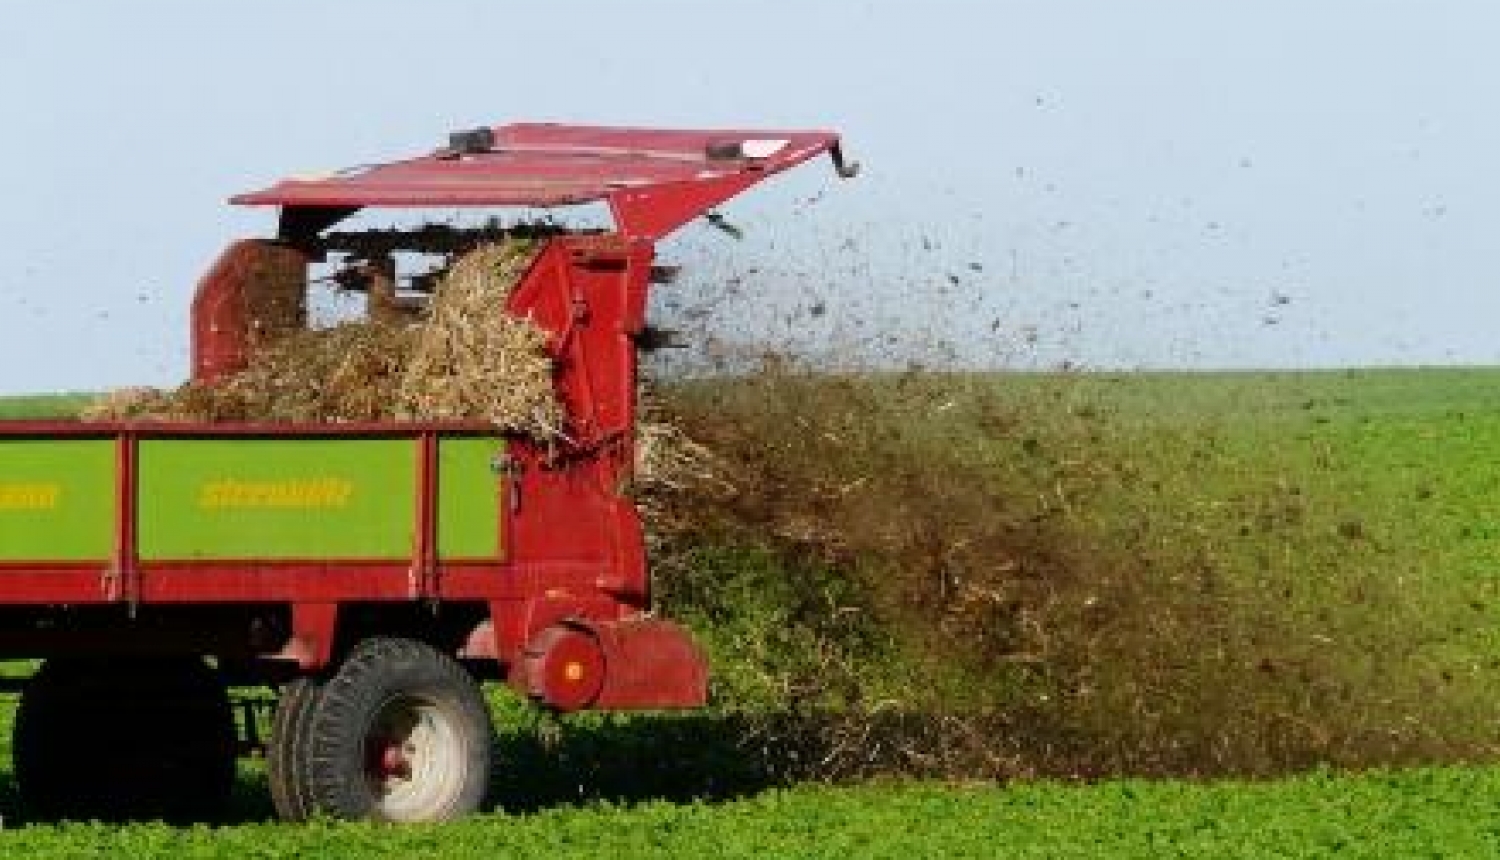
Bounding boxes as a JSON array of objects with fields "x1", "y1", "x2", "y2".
[
  {"x1": 100, "y1": 566, "x2": 140, "y2": 618},
  {"x1": 409, "y1": 556, "x2": 443, "y2": 602},
  {"x1": 492, "y1": 455, "x2": 524, "y2": 513}
]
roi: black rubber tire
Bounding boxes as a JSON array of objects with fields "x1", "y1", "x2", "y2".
[
  {"x1": 14, "y1": 657, "x2": 237, "y2": 823},
  {"x1": 267, "y1": 676, "x2": 323, "y2": 822},
  {"x1": 305, "y1": 637, "x2": 494, "y2": 822}
]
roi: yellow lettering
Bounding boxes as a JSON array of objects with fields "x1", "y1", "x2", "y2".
[
  {"x1": 0, "y1": 483, "x2": 61, "y2": 510},
  {"x1": 196, "y1": 477, "x2": 357, "y2": 510}
]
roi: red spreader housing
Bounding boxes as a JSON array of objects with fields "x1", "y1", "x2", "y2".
[{"x1": 0, "y1": 123, "x2": 853, "y2": 824}]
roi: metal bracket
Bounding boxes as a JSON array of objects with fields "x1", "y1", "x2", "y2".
[
  {"x1": 100, "y1": 565, "x2": 121, "y2": 602},
  {"x1": 830, "y1": 142, "x2": 861, "y2": 179},
  {"x1": 493, "y1": 455, "x2": 525, "y2": 513}
]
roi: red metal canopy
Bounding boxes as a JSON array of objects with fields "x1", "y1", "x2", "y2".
[{"x1": 233, "y1": 123, "x2": 854, "y2": 240}]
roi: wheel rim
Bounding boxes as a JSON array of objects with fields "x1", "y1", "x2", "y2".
[{"x1": 362, "y1": 694, "x2": 468, "y2": 822}]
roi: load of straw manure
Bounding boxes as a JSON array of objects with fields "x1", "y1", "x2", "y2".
[{"x1": 85, "y1": 240, "x2": 563, "y2": 440}]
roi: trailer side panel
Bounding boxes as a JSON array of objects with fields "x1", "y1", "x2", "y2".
[
  {"x1": 436, "y1": 435, "x2": 504, "y2": 560},
  {"x1": 0, "y1": 439, "x2": 114, "y2": 562},
  {"x1": 136, "y1": 438, "x2": 417, "y2": 561}
]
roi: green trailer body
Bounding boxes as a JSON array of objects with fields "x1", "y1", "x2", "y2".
[
  {"x1": 0, "y1": 439, "x2": 116, "y2": 562},
  {"x1": 0, "y1": 434, "x2": 505, "y2": 564}
]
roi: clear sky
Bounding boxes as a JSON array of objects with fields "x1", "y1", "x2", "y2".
[{"x1": 0, "y1": 0, "x2": 1495, "y2": 392}]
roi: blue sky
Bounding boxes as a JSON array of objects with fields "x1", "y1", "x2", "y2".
[{"x1": 0, "y1": 1, "x2": 1495, "y2": 391}]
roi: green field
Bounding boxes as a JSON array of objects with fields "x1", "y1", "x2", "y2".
[
  {"x1": 0, "y1": 394, "x2": 94, "y2": 420},
  {"x1": 0, "y1": 370, "x2": 1498, "y2": 855},
  {"x1": 0, "y1": 767, "x2": 1495, "y2": 858}
]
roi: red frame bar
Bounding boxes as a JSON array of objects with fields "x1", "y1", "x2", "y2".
[
  {"x1": 108, "y1": 434, "x2": 134, "y2": 603},
  {"x1": 0, "y1": 419, "x2": 502, "y2": 439},
  {"x1": 412, "y1": 432, "x2": 438, "y2": 599}
]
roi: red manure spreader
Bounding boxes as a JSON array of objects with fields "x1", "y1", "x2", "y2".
[{"x1": 0, "y1": 123, "x2": 855, "y2": 822}]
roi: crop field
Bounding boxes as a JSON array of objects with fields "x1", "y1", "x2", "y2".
[
  {"x1": 0, "y1": 368, "x2": 1497, "y2": 855},
  {"x1": 0, "y1": 394, "x2": 93, "y2": 420},
  {"x1": 0, "y1": 767, "x2": 1494, "y2": 858}
]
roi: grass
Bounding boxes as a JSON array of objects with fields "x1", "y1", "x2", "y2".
[
  {"x1": 0, "y1": 767, "x2": 1498, "y2": 858},
  {"x1": 1, "y1": 369, "x2": 1499, "y2": 853},
  {"x1": 0, "y1": 393, "x2": 93, "y2": 420}
]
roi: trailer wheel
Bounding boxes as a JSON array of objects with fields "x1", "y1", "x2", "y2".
[
  {"x1": 14, "y1": 657, "x2": 237, "y2": 822},
  {"x1": 267, "y1": 676, "x2": 324, "y2": 822},
  {"x1": 304, "y1": 637, "x2": 493, "y2": 822}
]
